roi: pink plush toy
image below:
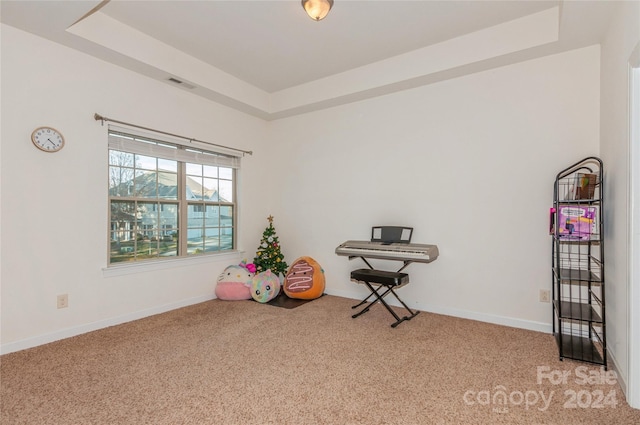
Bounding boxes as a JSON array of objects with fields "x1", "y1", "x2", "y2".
[{"x1": 215, "y1": 263, "x2": 254, "y2": 300}]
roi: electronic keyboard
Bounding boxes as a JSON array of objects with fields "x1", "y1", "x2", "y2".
[{"x1": 335, "y1": 240, "x2": 439, "y2": 263}]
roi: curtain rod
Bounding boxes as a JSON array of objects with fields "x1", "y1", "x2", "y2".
[{"x1": 94, "y1": 113, "x2": 253, "y2": 156}]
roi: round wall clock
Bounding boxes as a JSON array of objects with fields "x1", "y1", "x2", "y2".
[{"x1": 31, "y1": 126, "x2": 65, "y2": 152}]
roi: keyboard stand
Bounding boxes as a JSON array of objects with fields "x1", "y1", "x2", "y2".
[
  {"x1": 350, "y1": 265, "x2": 420, "y2": 328},
  {"x1": 338, "y1": 227, "x2": 434, "y2": 327}
]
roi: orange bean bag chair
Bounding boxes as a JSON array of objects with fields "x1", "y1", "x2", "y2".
[{"x1": 283, "y1": 256, "x2": 325, "y2": 300}]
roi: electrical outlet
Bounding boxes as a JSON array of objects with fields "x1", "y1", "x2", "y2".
[
  {"x1": 57, "y1": 294, "x2": 68, "y2": 309},
  {"x1": 539, "y1": 289, "x2": 551, "y2": 303}
]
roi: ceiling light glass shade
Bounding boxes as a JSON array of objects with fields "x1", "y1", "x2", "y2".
[{"x1": 302, "y1": 0, "x2": 333, "y2": 21}]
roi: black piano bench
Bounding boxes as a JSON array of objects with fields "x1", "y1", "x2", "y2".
[{"x1": 350, "y1": 268, "x2": 419, "y2": 328}]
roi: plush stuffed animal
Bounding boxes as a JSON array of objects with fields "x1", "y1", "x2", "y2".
[
  {"x1": 215, "y1": 262, "x2": 255, "y2": 300},
  {"x1": 283, "y1": 256, "x2": 325, "y2": 300},
  {"x1": 250, "y1": 269, "x2": 281, "y2": 303}
]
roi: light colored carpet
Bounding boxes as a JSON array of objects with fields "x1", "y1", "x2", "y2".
[{"x1": 2, "y1": 295, "x2": 639, "y2": 424}]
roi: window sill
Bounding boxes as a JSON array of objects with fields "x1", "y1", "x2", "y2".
[{"x1": 102, "y1": 250, "x2": 245, "y2": 278}]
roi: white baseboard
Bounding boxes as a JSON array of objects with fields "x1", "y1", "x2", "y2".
[
  {"x1": 606, "y1": 348, "x2": 627, "y2": 395},
  {"x1": 2, "y1": 289, "x2": 553, "y2": 355},
  {"x1": 1, "y1": 294, "x2": 215, "y2": 355},
  {"x1": 325, "y1": 288, "x2": 552, "y2": 334}
]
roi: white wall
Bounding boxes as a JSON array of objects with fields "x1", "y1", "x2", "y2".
[
  {"x1": 0, "y1": 25, "x2": 267, "y2": 353},
  {"x1": 266, "y1": 45, "x2": 600, "y2": 331},
  {"x1": 1, "y1": 24, "x2": 603, "y2": 353},
  {"x1": 599, "y1": 0, "x2": 640, "y2": 407}
]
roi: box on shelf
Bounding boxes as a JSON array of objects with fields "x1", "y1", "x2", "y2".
[
  {"x1": 556, "y1": 205, "x2": 599, "y2": 240},
  {"x1": 574, "y1": 173, "x2": 597, "y2": 200}
]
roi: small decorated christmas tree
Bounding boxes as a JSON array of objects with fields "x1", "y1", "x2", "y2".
[{"x1": 253, "y1": 215, "x2": 288, "y2": 276}]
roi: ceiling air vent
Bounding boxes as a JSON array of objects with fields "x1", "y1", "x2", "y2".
[{"x1": 167, "y1": 77, "x2": 196, "y2": 90}]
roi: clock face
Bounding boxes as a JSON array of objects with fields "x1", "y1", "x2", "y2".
[{"x1": 31, "y1": 127, "x2": 64, "y2": 152}]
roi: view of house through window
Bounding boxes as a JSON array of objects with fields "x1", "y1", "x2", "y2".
[{"x1": 108, "y1": 130, "x2": 236, "y2": 264}]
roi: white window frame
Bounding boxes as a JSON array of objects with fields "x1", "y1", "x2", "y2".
[
  {"x1": 628, "y1": 44, "x2": 640, "y2": 410},
  {"x1": 106, "y1": 125, "x2": 241, "y2": 268}
]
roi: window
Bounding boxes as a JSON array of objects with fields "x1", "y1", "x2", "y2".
[{"x1": 108, "y1": 128, "x2": 239, "y2": 264}]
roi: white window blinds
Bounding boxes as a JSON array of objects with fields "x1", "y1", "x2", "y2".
[{"x1": 107, "y1": 125, "x2": 241, "y2": 169}]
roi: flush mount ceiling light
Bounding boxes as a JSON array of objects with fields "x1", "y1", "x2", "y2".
[{"x1": 302, "y1": 0, "x2": 334, "y2": 21}]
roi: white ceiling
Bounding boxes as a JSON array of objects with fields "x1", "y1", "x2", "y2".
[
  {"x1": 0, "y1": 0, "x2": 620, "y2": 119},
  {"x1": 99, "y1": 0, "x2": 560, "y2": 93}
]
